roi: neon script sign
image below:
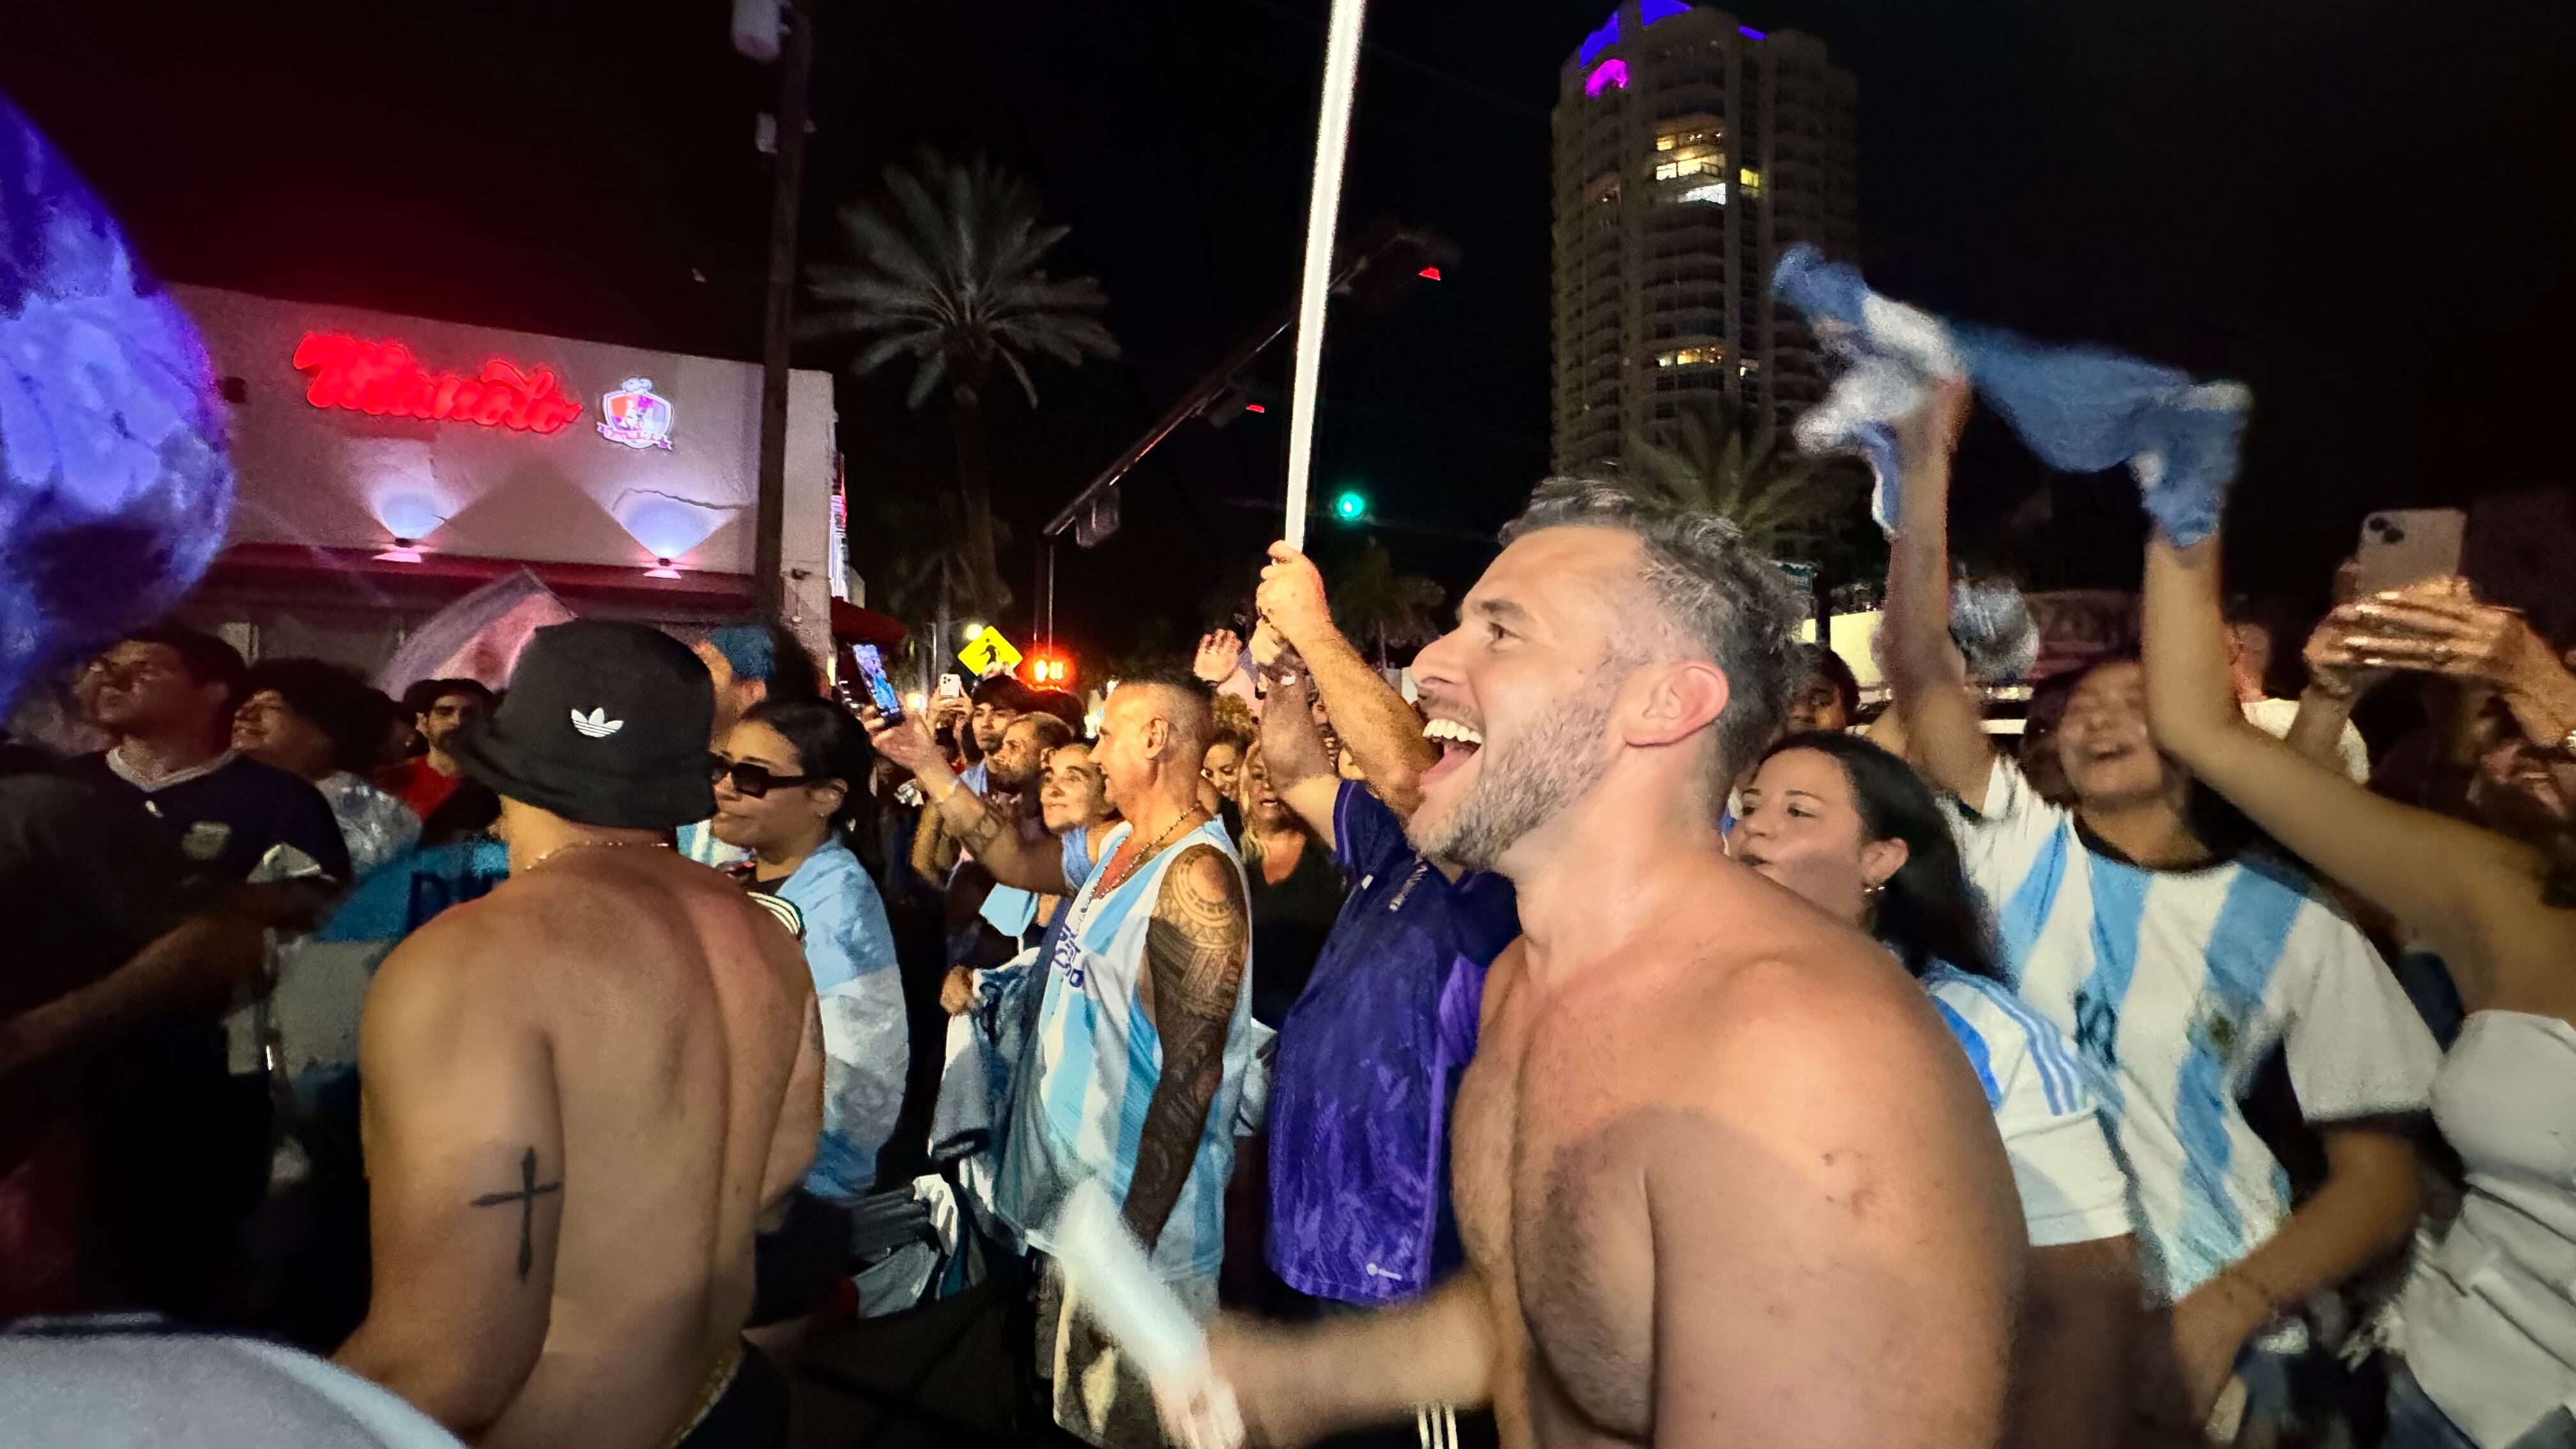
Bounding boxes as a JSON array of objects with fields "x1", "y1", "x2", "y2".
[{"x1": 292, "y1": 332, "x2": 583, "y2": 434}]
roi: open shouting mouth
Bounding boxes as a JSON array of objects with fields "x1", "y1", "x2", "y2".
[{"x1": 1422, "y1": 715, "x2": 1483, "y2": 786}]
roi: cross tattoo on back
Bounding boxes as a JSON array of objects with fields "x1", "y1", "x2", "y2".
[{"x1": 471, "y1": 1147, "x2": 563, "y2": 1282}]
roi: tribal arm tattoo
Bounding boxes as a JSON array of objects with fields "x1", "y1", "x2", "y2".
[
  {"x1": 1123, "y1": 845, "x2": 1250, "y2": 1252},
  {"x1": 931, "y1": 782, "x2": 1069, "y2": 896}
]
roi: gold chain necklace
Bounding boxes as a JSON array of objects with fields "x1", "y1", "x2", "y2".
[
  {"x1": 1073, "y1": 808, "x2": 1204, "y2": 930},
  {"x1": 523, "y1": 838, "x2": 673, "y2": 873}
]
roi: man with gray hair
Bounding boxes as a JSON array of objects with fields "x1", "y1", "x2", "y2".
[{"x1": 1167, "y1": 478, "x2": 2024, "y2": 1449}]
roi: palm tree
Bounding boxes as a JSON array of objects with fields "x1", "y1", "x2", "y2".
[
  {"x1": 1625, "y1": 394, "x2": 1867, "y2": 560},
  {"x1": 858, "y1": 493, "x2": 986, "y2": 627},
  {"x1": 1328, "y1": 541, "x2": 1447, "y2": 669},
  {"x1": 804, "y1": 150, "x2": 1119, "y2": 618},
  {"x1": 848, "y1": 491, "x2": 994, "y2": 687}
]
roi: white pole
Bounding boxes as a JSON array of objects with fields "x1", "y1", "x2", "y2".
[{"x1": 1282, "y1": 0, "x2": 1368, "y2": 552}]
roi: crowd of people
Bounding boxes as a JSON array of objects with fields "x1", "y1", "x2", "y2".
[{"x1": 6, "y1": 385, "x2": 2575, "y2": 1449}]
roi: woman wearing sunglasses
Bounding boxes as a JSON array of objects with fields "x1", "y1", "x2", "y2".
[{"x1": 710, "y1": 699, "x2": 906, "y2": 1328}]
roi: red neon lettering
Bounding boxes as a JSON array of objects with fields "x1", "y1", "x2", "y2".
[{"x1": 291, "y1": 332, "x2": 583, "y2": 434}]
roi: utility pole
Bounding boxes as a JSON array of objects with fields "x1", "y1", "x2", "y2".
[{"x1": 753, "y1": 0, "x2": 815, "y2": 622}]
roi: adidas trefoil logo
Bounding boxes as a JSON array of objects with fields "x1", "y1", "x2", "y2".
[{"x1": 569, "y1": 707, "x2": 625, "y2": 739}]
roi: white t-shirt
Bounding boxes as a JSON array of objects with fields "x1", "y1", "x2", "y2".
[
  {"x1": 1949, "y1": 760, "x2": 2441, "y2": 1303},
  {"x1": 2242, "y1": 696, "x2": 2370, "y2": 785},
  {"x1": 1921, "y1": 963, "x2": 2132, "y2": 1248}
]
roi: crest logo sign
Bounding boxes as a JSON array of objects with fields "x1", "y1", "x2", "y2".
[{"x1": 597, "y1": 378, "x2": 675, "y2": 450}]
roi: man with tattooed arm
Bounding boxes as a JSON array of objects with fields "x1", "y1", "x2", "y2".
[
  {"x1": 866, "y1": 670, "x2": 1255, "y2": 1448},
  {"x1": 335, "y1": 624, "x2": 823, "y2": 1449}
]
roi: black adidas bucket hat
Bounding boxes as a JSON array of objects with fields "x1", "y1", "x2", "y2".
[{"x1": 451, "y1": 620, "x2": 716, "y2": 829}]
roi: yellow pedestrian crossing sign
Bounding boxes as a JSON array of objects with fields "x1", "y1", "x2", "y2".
[{"x1": 958, "y1": 626, "x2": 1023, "y2": 678}]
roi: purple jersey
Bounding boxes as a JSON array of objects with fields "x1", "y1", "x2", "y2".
[{"x1": 1265, "y1": 783, "x2": 1519, "y2": 1303}]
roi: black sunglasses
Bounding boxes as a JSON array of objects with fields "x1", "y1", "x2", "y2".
[{"x1": 711, "y1": 757, "x2": 817, "y2": 799}]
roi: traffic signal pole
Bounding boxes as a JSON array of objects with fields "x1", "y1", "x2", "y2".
[{"x1": 1038, "y1": 224, "x2": 1450, "y2": 549}]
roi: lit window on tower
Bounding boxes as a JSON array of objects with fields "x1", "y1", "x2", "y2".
[
  {"x1": 1738, "y1": 166, "x2": 1763, "y2": 194},
  {"x1": 1655, "y1": 346, "x2": 1727, "y2": 368},
  {"x1": 1651, "y1": 126, "x2": 1725, "y2": 188},
  {"x1": 1679, "y1": 182, "x2": 1728, "y2": 205}
]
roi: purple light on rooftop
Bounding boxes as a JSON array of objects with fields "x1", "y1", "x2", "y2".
[
  {"x1": 1641, "y1": 0, "x2": 1690, "y2": 24},
  {"x1": 1738, "y1": 24, "x2": 1767, "y2": 39},
  {"x1": 1578, "y1": 14, "x2": 1619, "y2": 67},
  {"x1": 1584, "y1": 59, "x2": 1629, "y2": 96}
]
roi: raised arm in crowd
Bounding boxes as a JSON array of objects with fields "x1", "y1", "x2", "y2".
[
  {"x1": 2142, "y1": 533, "x2": 2576, "y2": 1004},
  {"x1": 2141, "y1": 516, "x2": 2576, "y2": 1449},
  {"x1": 1249, "y1": 539, "x2": 1441, "y2": 834},
  {"x1": 866, "y1": 707, "x2": 1074, "y2": 898},
  {"x1": 1881, "y1": 380, "x2": 2436, "y2": 1438}
]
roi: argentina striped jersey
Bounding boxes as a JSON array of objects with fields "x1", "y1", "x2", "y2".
[
  {"x1": 994, "y1": 818, "x2": 1256, "y2": 1283},
  {"x1": 1921, "y1": 963, "x2": 2131, "y2": 1248},
  {"x1": 1948, "y1": 761, "x2": 2440, "y2": 1303}
]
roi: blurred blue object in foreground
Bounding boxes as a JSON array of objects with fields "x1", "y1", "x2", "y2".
[
  {"x1": 1772, "y1": 243, "x2": 2249, "y2": 547},
  {"x1": 1, "y1": 93, "x2": 233, "y2": 714}
]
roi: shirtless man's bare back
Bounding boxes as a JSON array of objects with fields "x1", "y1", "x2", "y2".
[
  {"x1": 336, "y1": 623, "x2": 822, "y2": 1449},
  {"x1": 1181, "y1": 480, "x2": 2023, "y2": 1449}
]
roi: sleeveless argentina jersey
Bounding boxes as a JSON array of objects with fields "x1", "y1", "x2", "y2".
[
  {"x1": 1947, "y1": 761, "x2": 2440, "y2": 1303},
  {"x1": 994, "y1": 818, "x2": 1254, "y2": 1282}
]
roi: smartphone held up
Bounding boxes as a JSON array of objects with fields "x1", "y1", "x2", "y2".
[
  {"x1": 849, "y1": 643, "x2": 905, "y2": 724},
  {"x1": 2354, "y1": 508, "x2": 2467, "y2": 597}
]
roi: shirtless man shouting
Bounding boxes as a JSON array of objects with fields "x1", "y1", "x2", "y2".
[
  {"x1": 1177, "y1": 479, "x2": 2024, "y2": 1449},
  {"x1": 337, "y1": 622, "x2": 822, "y2": 1449}
]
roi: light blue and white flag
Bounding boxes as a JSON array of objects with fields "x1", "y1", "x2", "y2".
[{"x1": 1772, "y1": 243, "x2": 2250, "y2": 547}]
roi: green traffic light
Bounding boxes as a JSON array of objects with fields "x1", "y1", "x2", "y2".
[{"x1": 1332, "y1": 491, "x2": 1367, "y2": 521}]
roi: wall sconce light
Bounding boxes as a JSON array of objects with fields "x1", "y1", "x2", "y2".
[
  {"x1": 375, "y1": 537, "x2": 424, "y2": 564},
  {"x1": 645, "y1": 556, "x2": 684, "y2": 580}
]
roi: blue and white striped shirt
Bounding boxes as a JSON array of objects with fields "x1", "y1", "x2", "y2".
[
  {"x1": 1921, "y1": 963, "x2": 2129, "y2": 1248},
  {"x1": 760, "y1": 837, "x2": 906, "y2": 1203},
  {"x1": 995, "y1": 818, "x2": 1255, "y2": 1284},
  {"x1": 1949, "y1": 761, "x2": 2440, "y2": 1302}
]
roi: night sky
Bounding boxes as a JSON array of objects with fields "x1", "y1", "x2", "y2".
[{"x1": 10, "y1": 0, "x2": 2571, "y2": 668}]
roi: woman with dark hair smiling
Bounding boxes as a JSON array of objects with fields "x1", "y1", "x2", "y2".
[{"x1": 1731, "y1": 729, "x2": 2139, "y2": 1449}]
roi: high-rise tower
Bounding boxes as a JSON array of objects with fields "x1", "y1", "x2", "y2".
[{"x1": 1551, "y1": 1, "x2": 1857, "y2": 477}]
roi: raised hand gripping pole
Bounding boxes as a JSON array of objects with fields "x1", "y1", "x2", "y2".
[{"x1": 1282, "y1": 0, "x2": 1368, "y2": 552}]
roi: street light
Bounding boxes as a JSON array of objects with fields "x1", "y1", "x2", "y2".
[{"x1": 962, "y1": 620, "x2": 985, "y2": 639}]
